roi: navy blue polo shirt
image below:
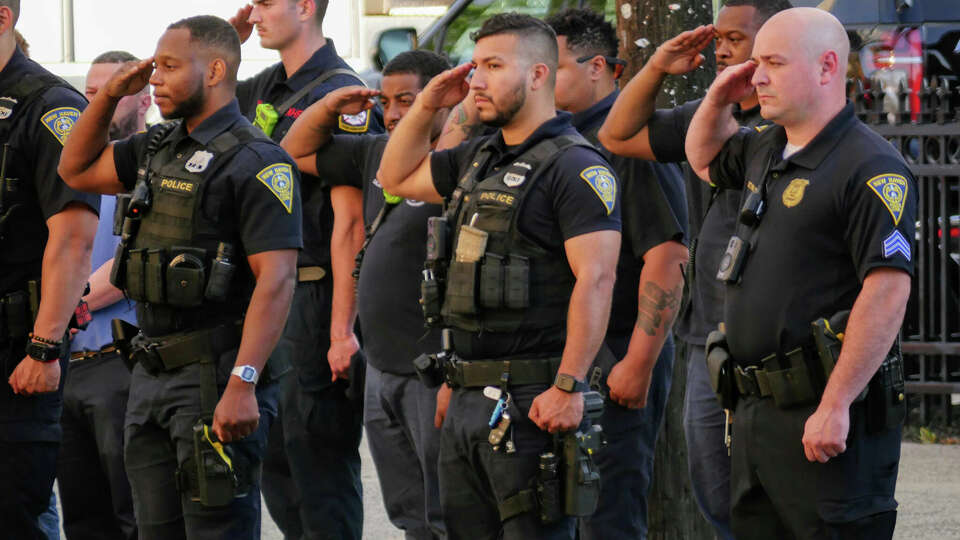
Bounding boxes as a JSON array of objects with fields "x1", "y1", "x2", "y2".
[
  {"x1": 572, "y1": 91, "x2": 687, "y2": 339},
  {"x1": 113, "y1": 100, "x2": 303, "y2": 334},
  {"x1": 431, "y1": 113, "x2": 621, "y2": 358},
  {"x1": 648, "y1": 98, "x2": 767, "y2": 345},
  {"x1": 709, "y1": 103, "x2": 916, "y2": 365},
  {"x1": 0, "y1": 48, "x2": 99, "y2": 295},
  {"x1": 316, "y1": 133, "x2": 442, "y2": 375},
  {"x1": 236, "y1": 40, "x2": 384, "y2": 269}
]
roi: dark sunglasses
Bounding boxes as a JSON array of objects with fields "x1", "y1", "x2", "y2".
[{"x1": 576, "y1": 54, "x2": 627, "y2": 79}]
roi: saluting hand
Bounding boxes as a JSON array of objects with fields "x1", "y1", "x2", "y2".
[
  {"x1": 649, "y1": 24, "x2": 716, "y2": 75},
  {"x1": 212, "y1": 378, "x2": 260, "y2": 443},
  {"x1": 323, "y1": 86, "x2": 382, "y2": 117},
  {"x1": 528, "y1": 386, "x2": 584, "y2": 434},
  {"x1": 105, "y1": 58, "x2": 154, "y2": 99},
  {"x1": 8, "y1": 356, "x2": 60, "y2": 395},
  {"x1": 229, "y1": 4, "x2": 255, "y2": 45},
  {"x1": 418, "y1": 62, "x2": 473, "y2": 112},
  {"x1": 801, "y1": 403, "x2": 850, "y2": 463},
  {"x1": 705, "y1": 60, "x2": 757, "y2": 107}
]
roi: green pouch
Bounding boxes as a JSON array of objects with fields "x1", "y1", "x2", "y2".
[
  {"x1": 762, "y1": 362, "x2": 818, "y2": 409},
  {"x1": 254, "y1": 103, "x2": 279, "y2": 137},
  {"x1": 480, "y1": 253, "x2": 504, "y2": 308},
  {"x1": 125, "y1": 248, "x2": 148, "y2": 301},
  {"x1": 504, "y1": 256, "x2": 529, "y2": 309},
  {"x1": 166, "y1": 248, "x2": 207, "y2": 307},
  {"x1": 444, "y1": 260, "x2": 478, "y2": 315},
  {"x1": 144, "y1": 249, "x2": 167, "y2": 304}
]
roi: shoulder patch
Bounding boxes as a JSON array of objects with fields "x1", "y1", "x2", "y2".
[
  {"x1": 256, "y1": 163, "x2": 295, "y2": 214},
  {"x1": 579, "y1": 165, "x2": 617, "y2": 215},
  {"x1": 866, "y1": 173, "x2": 908, "y2": 226},
  {"x1": 339, "y1": 110, "x2": 370, "y2": 133},
  {"x1": 0, "y1": 96, "x2": 18, "y2": 120},
  {"x1": 41, "y1": 107, "x2": 81, "y2": 145}
]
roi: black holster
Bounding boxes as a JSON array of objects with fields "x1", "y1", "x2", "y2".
[{"x1": 705, "y1": 328, "x2": 738, "y2": 411}]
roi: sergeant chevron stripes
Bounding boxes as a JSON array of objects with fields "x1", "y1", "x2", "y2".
[{"x1": 882, "y1": 230, "x2": 911, "y2": 261}]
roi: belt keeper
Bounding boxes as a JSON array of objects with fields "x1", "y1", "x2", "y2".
[{"x1": 499, "y1": 362, "x2": 511, "y2": 394}]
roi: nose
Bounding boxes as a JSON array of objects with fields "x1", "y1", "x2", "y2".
[
  {"x1": 149, "y1": 69, "x2": 162, "y2": 87},
  {"x1": 469, "y1": 69, "x2": 485, "y2": 91},
  {"x1": 751, "y1": 64, "x2": 767, "y2": 87},
  {"x1": 385, "y1": 105, "x2": 401, "y2": 124},
  {"x1": 248, "y1": 6, "x2": 261, "y2": 24},
  {"x1": 715, "y1": 38, "x2": 730, "y2": 59}
]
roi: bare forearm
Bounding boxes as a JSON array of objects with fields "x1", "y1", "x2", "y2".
[
  {"x1": 83, "y1": 257, "x2": 125, "y2": 312},
  {"x1": 622, "y1": 244, "x2": 686, "y2": 370},
  {"x1": 436, "y1": 101, "x2": 484, "y2": 151},
  {"x1": 234, "y1": 270, "x2": 297, "y2": 372},
  {"x1": 329, "y1": 217, "x2": 364, "y2": 339},
  {"x1": 560, "y1": 271, "x2": 617, "y2": 380},
  {"x1": 820, "y1": 271, "x2": 910, "y2": 410},
  {"x1": 685, "y1": 100, "x2": 738, "y2": 182},
  {"x1": 34, "y1": 216, "x2": 96, "y2": 339},
  {"x1": 377, "y1": 100, "x2": 438, "y2": 191},
  {"x1": 280, "y1": 100, "x2": 337, "y2": 160},
  {"x1": 599, "y1": 63, "x2": 667, "y2": 145}
]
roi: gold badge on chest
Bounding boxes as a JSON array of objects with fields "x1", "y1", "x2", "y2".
[{"x1": 782, "y1": 178, "x2": 810, "y2": 208}]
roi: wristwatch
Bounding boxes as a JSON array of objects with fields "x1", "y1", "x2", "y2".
[
  {"x1": 26, "y1": 341, "x2": 61, "y2": 363},
  {"x1": 553, "y1": 373, "x2": 589, "y2": 393},
  {"x1": 231, "y1": 365, "x2": 259, "y2": 384}
]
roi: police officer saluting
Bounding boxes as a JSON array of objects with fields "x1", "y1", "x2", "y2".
[
  {"x1": 378, "y1": 13, "x2": 620, "y2": 539},
  {"x1": 59, "y1": 15, "x2": 302, "y2": 539},
  {"x1": 687, "y1": 7, "x2": 914, "y2": 538},
  {"x1": 0, "y1": 1, "x2": 99, "y2": 536}
]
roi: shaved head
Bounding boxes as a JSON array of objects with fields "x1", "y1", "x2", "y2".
[{"x1": 760, "y1": 7, "x2": 848, "y2": 70}]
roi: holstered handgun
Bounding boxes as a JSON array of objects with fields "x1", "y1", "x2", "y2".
[
  {"x1": 173, "y1": 420, "x2": 240, "y2": 507},
  {"x1": 560, "y1": 391, "x2": 603, "y2": 517},
  {"x1": 705, "y1": 328, "x2": 738, "y2": 411},
  {"x1": 111, "y1": 319, "x2": 140, "y2": 371}
]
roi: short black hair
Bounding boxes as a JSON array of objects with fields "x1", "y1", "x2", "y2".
[
  {"x1": 92, "y1": 50, "x2": 138, "y2": 65},
  {"x1": 471, "y1": 12, "x2": 558, "y2": 74},
  {"x1": 546, "y1": 8, "x2": 618, "y2": 59},
  {"x1": 167, "y1": 15, "x2": 241, "y2": 82},
  {"x1": 313, "y1": 0, "x2": 329, "y2": 26},
  {"x1": 722, "y1": 0, "x2": 793, "y2": 25},
  {"x1": 0, "y1": 0, "x2": 19, "y2": 24},
  {"x1": 383, "y1": 50, "x2": 450, "y2": 89}
]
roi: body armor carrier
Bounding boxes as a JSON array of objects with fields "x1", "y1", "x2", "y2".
[
  {"x1": 0, "y1": 71, "x2": 82, "y2": 275},
  {"x1": 432, "y1": 134, "x2": 597, "y2": 333},
  {"x1": 113, "y1": 122, "x2": 267, "y2": 335}
]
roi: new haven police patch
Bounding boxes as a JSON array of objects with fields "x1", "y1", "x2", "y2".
[
  {"x1": 41, "y1": 107, "x2": 81, "y2": 145},
  {"x1": 256, "y1": 163, "x2": 295, "y2": 214},
  {"x1": 339, "y1": 111, "x2": 370, "y2": 133},
  {"x1": 867, "y1": 173, "x2": 908, "y2": 226},
  {"x1": 579, "y1": 165, "x2": 617, "y2": 215}
]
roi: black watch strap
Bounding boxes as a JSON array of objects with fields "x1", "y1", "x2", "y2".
[
  {"x1": 554, "y1": 372, "x2": 588, "y2": 393},
  {"x1": 26, "y1": 341, "x2": 61, "y2": 363}
]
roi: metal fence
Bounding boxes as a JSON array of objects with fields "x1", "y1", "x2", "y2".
[{"x1": 853, "y1": 78, "x2": 960, "y2": 425}]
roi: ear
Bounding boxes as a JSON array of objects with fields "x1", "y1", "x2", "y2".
[
  {"x1": 0, "y1": 6, "x2": 13, "y2": 37},
  {"x1": 298, "y1": 0, "x2": 315, "y2": 23},
  {"x1": 820, "y1": 49, "x2": 839, "y2": 85},
  {"x1": 137, "y1": 91, "x2": 152, "y2": 116},
  {"x1": 530, "y1": 62, "x2": 551, "y2": 91},
  {"x1": 207, "y1": 58, "x2": 227, "y2": 87},
  {"x1": 589, "y1": 55, "x2": 607, "y2": 81}
]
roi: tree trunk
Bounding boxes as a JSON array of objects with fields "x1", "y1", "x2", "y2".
[{"x1": 614, "y1": 1, "x2": 718, "y2": 539}]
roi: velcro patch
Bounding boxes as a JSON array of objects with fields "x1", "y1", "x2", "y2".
[
  {"x1": 882, "y1": 230, "x2": 911, "y2": 261},
  {"x1": 41, "y1": 107, "x2": 81, "y2": 145},
  {"x1": 478, "y1": 191, "x2": 517, "y2": 207},
  {"x1": 256, "y1": 163, "x2": 295, "y2": 214},
  {"x1": 579, "y1": 165, "x2": 617, "y2": 215},
  {"x1": 339, "y1": 111, "x2": 370, "y2": 133},
  {"x1": 866, "y1": 173, "x2": 908, "y2": 226},
  {"x1": 158, "y1": 177, "x2": 196, "y2": 195}
]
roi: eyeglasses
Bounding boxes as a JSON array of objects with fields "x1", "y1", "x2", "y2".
[{"x1": 576, "y1": 54, "x2": 627, "y2": 79}]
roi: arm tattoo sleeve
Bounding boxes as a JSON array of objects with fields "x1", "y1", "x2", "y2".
[{"x1": 636, "y1": 281, "x2": 682, "y2": 336}]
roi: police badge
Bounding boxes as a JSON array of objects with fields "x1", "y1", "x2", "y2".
[{"x1": 185, "y1": 150, "x2": 215, "y2": 173}]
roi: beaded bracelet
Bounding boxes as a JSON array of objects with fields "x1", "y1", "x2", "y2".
[{"x1": 29, "y1": 333, "x2": 63, "y2": 346}]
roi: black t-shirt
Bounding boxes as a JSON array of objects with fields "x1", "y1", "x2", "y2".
[
  {"x1": 571, "y1": 91, "x2": 687, "y2": 339},
  {"x1": 113, "y1": 100, "x2": 303, "y2": 334},
  {"x1": 430, "y1": 113, "x2": 621, "y2": 358},
  {"x1": 236, "y1": 40, "x2": 383, "y2": 269},
  {"x1": 0, "y1": 48, "x2": 99, "y2": 295},
  {"x1": 316, "y1": 134, "x2": 442, "y2": 375},
  {"x1": 649, "y1": 98, "x2": 767, "y2": 345},
  {"x1": 709, "y1": 103, "x2": 916, "y2": 364}
]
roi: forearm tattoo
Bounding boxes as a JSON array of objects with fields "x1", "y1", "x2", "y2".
[
  {"x1": 442, "y1": 103, "x2": 484, "y2": 140},
  {"x1": 636, "y1": 282, "x2": 681, "y2": 336}
]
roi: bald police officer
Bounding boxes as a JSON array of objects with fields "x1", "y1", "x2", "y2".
[
  {"x1": 60, "y1": 15, "x2": 301, "y2": 539},
  {"x1": 687, "y1": 7, "x2": 913, "y2": 538},
  {"x1": 0, "y1": 1, "x2": 98, "y2": 537}
]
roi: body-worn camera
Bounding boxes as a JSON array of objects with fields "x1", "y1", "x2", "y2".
[{"x1": 716, "y1": 235, "x2": 749, "y2": 283}]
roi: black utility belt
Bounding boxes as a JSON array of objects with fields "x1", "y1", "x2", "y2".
[
  {"x1": 120, "y1": 246, "x2": 235, "y2": 307},
  {"x1": 127, "y1": 322, "x2": 242, "y2": 375},
  {"x1": 445, "y1": 355, "x2": 562, "y2": 388},
  {"x1": 732, "y1": 345, "x2": 835, "y2": 408}
]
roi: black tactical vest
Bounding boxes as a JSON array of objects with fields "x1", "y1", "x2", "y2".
[
  {"x1": 439, "y1": 134, "x2": 595, "y2": 333},
  {"x1": 118, "y1": 122, "x2": 267, "y2": 335},
  {"x1": 0, "y1": 71, "x2": 81, "y2": 287}
]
